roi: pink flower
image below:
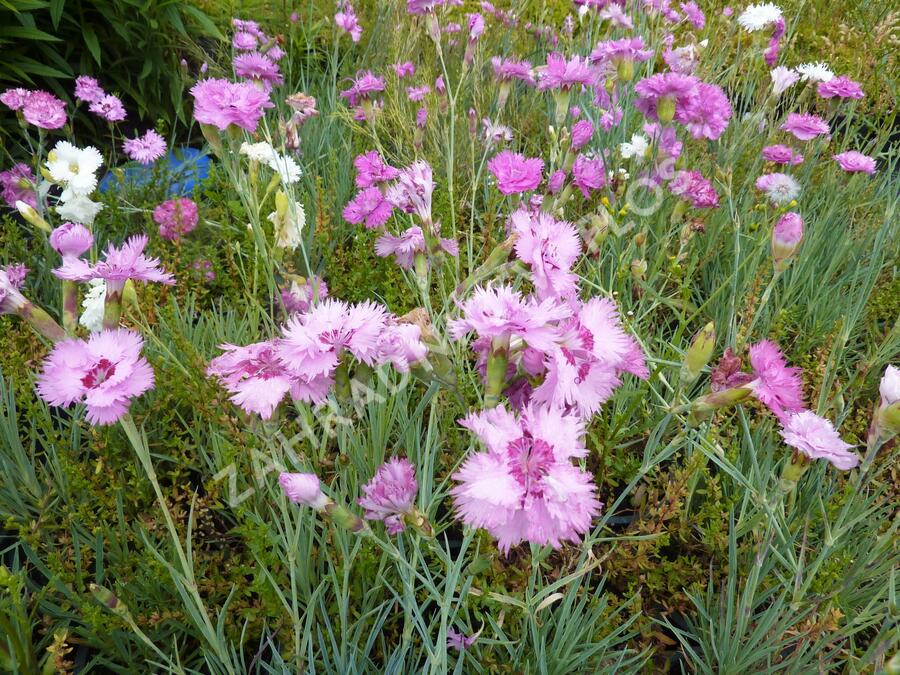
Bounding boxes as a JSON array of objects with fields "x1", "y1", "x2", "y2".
[
  {"x1": 589, "y1": 37, "x2": 653, "y2": 65},
  {"x1": 376, "y1": 321, "x2": 428, "y2": 372},
  {"x1": 21, "y1": 91, "x2": 67, "y2": 129},
  {"x1": 122, "y1": 129, "x2": 167, "y2": 165},
  {"x1": 537, "y1": 53, "x2": 594, "y2": 91},
  {"x1": 233, "y1": 52, "x2": 284, "y2": 88},
  {"x1": 490, "y1": 57, "x2": 535, "y2": 85},
  {"x1": 817, "y1": 76, "x2": 864, "y2": 100},
  {"x1": 762, "y1": 144, "x2": 804, "y2": 165},
  {"x1": 335, "y1": 1, "x2": 363, "y2": 42},
  {"x1": 153, "y1": 198, "x2": 199, "y2": 241},
  {"x1": 89, "y1": 94, "x2": 127, "y2": 122},
  {"x1": 357, "y1": 457, "x2": 418, "y2": 534},
  {"x1": 339, "y1": 70, "x2": 384, "y2": 106},
  {"x1": 54, "y1": 234, "x2": 175, "y2": 294},
  {"x1": 0, "y1": 163, "x2": 37, "y2": 209},
  {"x1": 780, "y1": 411, "x2": 858, "y2": 470},
  {"x1": 780, "y1": 113, "x2": 829, "y2": 141},
  {"x1": 0, "y1": 268, "x2": 27, "y2": 315},
  {"x1": 833, "y1": 151, "x2": 876, "y2": 175},
  {"x1": 668, "y1": 170, "x2": 719, "y2": 208},
  {"x1": 682, "y1": 83, "x2": 732, "y2": 140},
  {"x1": 681, "y1": 1, "x2": 705, "y2": 28},
  {"x1": 343, "y1": 187, "x2": 394, "y2": 228},
  {"x1": 74, "y1": 76, "x2": 105, "y2": 103},
  {"x1": 449, "y1": 284, "x2": 569, "y2": 351},
  {"x1": 232, "y1": 31, "x2": 258, "y2": 51},
  {"x1": 451, "y1": 404, "x2": 601, "y2": 554},
  {"x1": 571, "y1": 154, "x2": 606, "y2": 198},
  {"x1": 190, "y1": 78, "x2": 274, "y2": 132},
  {"x1": 353, "y1": 151, "x2": 400, "y2": 188},
  {"x1": 756, "y1": 172, "x2": 801, "y2": 205},
  {"x1": 36, "y1": 329, "x2": 155, "y2": 425},
  {"x1": 747, "y1": 340, "x2": 805, "y2": 423},
  {"x1": 0, "y1": 88, "x2": 30, "y2": 110},
  {"x1": 393, "y1": 61, "x2": 416, "y2": 78},
  {"x1": 447, "y1": 629, "x2": 478, "y2": 651},
  {"x1": 279, "y1": 472, "x2": 329, "y2": 508},
  {"x1": 207, "y1": 340, "x2": 297, "y2": 418},
  {"x1": 49, "y1": 222, "x2": 94, "y2": 260},
  {"x1": 406, "y1": 85, "x2": 430, "y2": 101},
  {"x1": 772, "y1": 212, "x2": 803, "y2": 264},
  {"x1": 385, "y1": 160, "x2": 434, "y2": 223},
  {"x1": 547, "y1": 169, "x2": 567, "y2": 194},
  {"x1": 510, "y1": 209, "x2": 581, "y2": 300},
  {"x1": 634, "y1": 72, "x2": 700, "y2": 122},
  {"x1": 487, "y1": 151, "x2": 543, "y2": 194},
  {"x1": 570, "y1": 119, "x2": 594, "y2": 150},
  {"x1": 763, "y1": 18, "x2": 785, "y2": 66},
  {"x1": 375, "y1": 226, "x2": 426, "y2": 269}
]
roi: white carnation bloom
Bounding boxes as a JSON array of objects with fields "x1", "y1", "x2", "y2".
[
  {"x1": 620, "y1": 133, "x2": 650, "y2": 160},
  {"x1": 268, "y1": 200, "x2": 306, "y2": 250},
  {"x1": 737, "y1": 3, "x2": 783, "y2": 31},
  {"x1": 239, "y1": 141, "x2": 276, "y2": 163},
  {"x1": 268, "y1": 153, "x2": 302, "y2": 185},
  {"x1": 79, "y1": 279, "x2": 106, "y2": 332},
  {"x1": 770, "y1": 66, "x2": 799, "y2": 95},
  {"x1": 56, "y1": 195, "x2": 104, "y2": 226},
  {"x1": 796, "y1": 62, "x2": 835, "y2": 83},
  {"x1": 45, "y1": 141, "x2": 103, "y2": 201}
]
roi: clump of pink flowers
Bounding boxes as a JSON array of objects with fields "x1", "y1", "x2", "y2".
[
  {"x1": 1, "y1": 88, "x2": 67, "y2": 129},
  {"x1": 153, "y1": 198, "x2": 199, "y2": 241},
  {"x1": 190, "y1": 78, "x2": 274, "y2": 132}
]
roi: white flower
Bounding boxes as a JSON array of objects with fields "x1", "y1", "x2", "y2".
[
  {"x1": 761, "y1": 174, "x2": 801, "y2": 205},
  {"x1": 56, "y1": 195, "x2": 105, "y2": 225},
  {"x1": 880, "y1": 365, "x2": 900, "y2": 405},
  {"x1": 620, "y1": 133, "x2": 650, "y2": 160},
  {"x1": 737, "y1": 3, "x2": 782, "y2": 31},
  {"x1": 79, "y1": 279, "x2": 106, "y2": 332},
  {"x1": 268, "y1": 200, "x2": 306, "y2": 250},
  {"x1": 770, "y1": 66, "x2": 799, "y2": 95},
  {"x1": 268, "y1": 154, "x2": 302, "y2": 185},
  {"x1": 796, "y1": 62, "x2": 835, "y2": 83},
  {"x1": 239, "y1": 141, "x2": 276, "y2": 163},
  {"x1": 45, "y1": 141, "x2": 103, "y2": 201}
]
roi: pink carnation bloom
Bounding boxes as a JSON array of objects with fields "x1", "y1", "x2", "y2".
[
  {"x1": 190, "y1": 78, "x2": 274, "y2": 132},
  {"x1": 36, "y1": 329, "x2": 155, "y2": 425},
  {"x1": 279, "y1": 472, "x2": 329, "y2": 508},
  {"x1": 406, "y1": 85, "x2": 430, "y2": 102},
  {"x1": 0, "y1": 88, "x2": 30, "y2": 110},
  {"x1": 833, "y1": 151, "x2": 876, "y2": 175},
  {"x1": 21, "y1": 91, "x2": 68, "y2": 129},
  {"x1": 780, "y1": 113, "x2": 829, "y2": 141},
  {"x1": 680, "y1": 1, "x2": 705, "y2": 28},
  {"x1": 447, "y1": 629, "x2": 478, "y2": 651},
  {"x1": 571, "y1": 154, "x2": 606, "y2": 198},
  {"x1": 376, "y1": 321, "x2": 428, "y2": 372},
  {"x1": 232, "y1": 31, "x2": 258, "y2": 51},
  {"x1": 343, "y1": 187, "x2": 394, "y2": 228},
  {"x1": 49, "y1": 222, "x2": 94, "y2": 260},
  {"x1": 375, "y1": 226, "x2": 457, "y2": 269},
  {"x1": 353, "y1": 151, "x2": 400, "y2": 188},
  {"x1": 54, "y1": 234, "x2": 175, "y2": 294},
  {"x1": 669, "y1": 170, "x2": 719, "y2": 208},
  {"x1": 490, "y1": 57, "x2": 536, "y2": 85},
  {"x1": 682, "y1": 83, "x2": 732, "y2": 140},
  {"x1": 0, "y1": 268, "x2": 27, "y2": 315},
  {"x1": 762, "y1": 144, "x2": 804, "y2": 165},
  {"x1": 74, "y1": 76, "x2": 105, "y2": 103},
  {"x1": 357, "y1": 457, "x2": 418, "y2": 534},
  {"x1": 385, "y1": 160, "x2": 434, "y2": 223},
  {"x1": 510, "y1": 209, "x2": 581, "y2": 300},
  {"x1": 451, "y1": 404, "x2": 602, "y2": 554},
  {"x1": 532, "y1": 297, "x2": 647, "y2": 417},
  {"x1": 335, "y1": 1, "x2": 363, "y2": 42},
  {"x1": 89, "y1": 94, "x2": 127, "y2": 122},
  {"x1": 589, "y1": 37, "x2": 653, "y2": 65},
  {"x1": 122, "y1": 129, "x2": 166, "y2": 165},
  {"x1": 817, "y1": 76, "x2": 864, "y2": 100},
  {"x1": 0, "y1": 163, "x2": 37, "y2": 209},
  {"x1": 634, "y1": 72, "x2": 700, "y2": 122},
  {"x1": 233, "y1": 52, "x2": 284, "y2": 88},
  {"x1": 547, "y1": 169, "x2": 567, "y2": 194},
  {"x1": 449, "y1": 284, "x2": 570, "y2": 352},
  {"x1": 747, "y1": 340, "x2": 805, "y2": 423},
  {"x1": 537, "y1": 53, "x2": 595, "y2": 91},
  {"x1": 207, "y1": 340, "x2": 297, "y2": 418},
  {"x1": 487, "y1": 151, "x2": 543, "y2": 194},
  {"x1": 339, "y1": 71, "x2": 385, "y2": 106},
  {"x1": 780, "y1": 411, "x2": 858, "y2": 470},
  {"x1": 153, "y1": 198, "x2": 199, "y2": 240},
  {"x1": 570, "y1": 119, "x2": 594, "y2": 150},
  {"x1": 393, "y1": 61, "x2": 416, "y2": 78}
]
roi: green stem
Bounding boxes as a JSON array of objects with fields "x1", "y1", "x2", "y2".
[{"x1": 62, "y1": 280, "x2": 78, "y2": 335}]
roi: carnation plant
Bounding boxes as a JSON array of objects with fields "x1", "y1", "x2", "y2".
[{"x1": 0, "y1": 1, "x2": 898, "y2": 673}]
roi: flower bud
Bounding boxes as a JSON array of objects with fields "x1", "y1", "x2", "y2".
[
  {"x1": 16, "y1": 201, "x2": 50, "y2": 233},
  {"x1": 688, "y1": 386, "x2": 752, "y2": 424},
  {"x1": 772, "y1": 212, "x2": 803, "y2": 270},
  {"x1": 874, "y1": 365, "x2": 900, "y2": 440},
  {"x1": 89, "y1": 584, "x2": 132, "y2": 620},
  {"x1": 50, "y1": 222, "x2": 94, "y2": 259},
  {"x1": 657, "y1": 96, "x2": 676, "y2": 124},
  {"x1": 617, "y1": 58, "x2": 635, "y2": 82},
  {"x1": 279, "y1": 472, "x2": 330, "y2": 510},
  {"x1": 680, "y1": 322, "x2": 716, "y2": 386}
]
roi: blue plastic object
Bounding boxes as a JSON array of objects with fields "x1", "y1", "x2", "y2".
[{"x1": 99, "y1": 146, "x2": 211, "y2": 196}]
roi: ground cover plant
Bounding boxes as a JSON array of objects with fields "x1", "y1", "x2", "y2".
[{"x1": 0, "y1": 0, "x2": 898, "y2": 672}]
